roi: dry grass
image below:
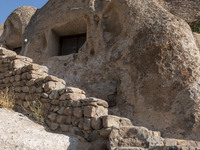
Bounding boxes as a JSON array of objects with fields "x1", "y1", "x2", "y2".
[
  {"x1": 0, "y1": 89, "x2": 44, "y2": 125},
  {"x1": 0, "y1": 88, "x2": 15, "y2": 110},
  {"x1": 22, "y1": 96, "x2": 44, "y2": 125}
]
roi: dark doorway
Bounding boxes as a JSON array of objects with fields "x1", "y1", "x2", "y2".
[
  {"x1": 59, "y1": 34, "x2": 86, "y2": 56},
  {"x1": 13, "y1": 47, "x2": 22, "y2": 55}
]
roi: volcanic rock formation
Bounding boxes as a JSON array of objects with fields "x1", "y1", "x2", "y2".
[
  {"x1": 20, "y1": 0, "x2": 200, "y2": 140},
  {"x1": 1, "y1": 0, "x2": 200, "y2": 141},
  {"x1": 158, "y1": 0, "x2": 200, "y2": 24},
  {"x1": 0, "y1": 6, "x2": 36, "y2": 51}
]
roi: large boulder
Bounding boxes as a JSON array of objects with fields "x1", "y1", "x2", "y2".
[
  {"x1": 158, "y1": 0, "x2": 200, "y2": 25},
  {"x1": 0, "y1": 6, "x2": 36, "y2": 51},
  {"x1": 22, "y1": 0, "x2": 200, "y2": 140}
]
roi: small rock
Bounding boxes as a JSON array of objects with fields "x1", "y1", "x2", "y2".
[
  {"x1": 44, "y1": 81, "x2": 56, "y2": 92},
  {"x1": 57, "y1": 115, "x2": 66, "y2": 124},
  {"x1": 66, "y1": 87, "x2": 85, "y2": 94},
  {"x1": 73, "y1": 107, "x2": 83, "y2": 118},
  {"x1": 60, "y1": 124, "x2": 70, "y2": 132},
  {"x1": 83, "y1": 118, "x2": 91, "y2": 131},
  {"x1": 63, "y1": 107, "x2": 73, "y2": 116},
  {"x1": 91, "y1": 117, "x2": 102, "y2": 130},
  {"x1": 83, "y1": 106, "x2": 96, "y2": 118},
  {"x1": 48, "y1": 113, "x2": 57, "y2": 122},
  {"x1": 21, "y1": 86, "x2": 29, "y2": 93}
]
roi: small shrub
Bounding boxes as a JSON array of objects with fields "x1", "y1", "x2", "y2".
[
  {"x1": 0, "y1": 89, "x2": 44, "y2": 125},
  {"x1": 0, "y1": 88, "x2": 15, "y2": 110},
  {"x1": 23, "y1": 97, "x2": 44, "y2": 125},
  {"x1": 192, "y1": 22, "x2": 200, "y2": 33}
]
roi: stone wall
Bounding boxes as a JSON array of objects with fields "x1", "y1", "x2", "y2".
[
  {"x1": 0, "y1": 47, "x2": 131, "y2": 142},
  {"x1": 0, "y1": 47, "x2": 200, "y2": 149}
]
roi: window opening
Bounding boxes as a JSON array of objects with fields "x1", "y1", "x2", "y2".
[{"x1": 59, "y1": 33, "x2": 86, "y2": 56}]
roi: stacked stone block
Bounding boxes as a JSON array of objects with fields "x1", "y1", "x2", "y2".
[
  {"x1": 45, "y1": 96, "x2": 110, "y2": 141},
  {"x1": 0, "y1": 47, "x2": 131, "y2": 141},
  {"x1": 109, "y1": 126, "x2": 200, "y2": 150}
]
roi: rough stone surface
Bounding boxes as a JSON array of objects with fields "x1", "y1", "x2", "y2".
[
  {"x1": 0, "y1": 6, "x2": 37, "y2": 50},
  {"x1": 193, "y1": 33, "x2": 200, "y2": 50},
  {"x1": 20, "y1": 0, "x2": 200, "y2": 140},
  {"x1": 102, "y1": 115, "x2": 132, "y2": 129},
  {"x1": 66, "y1": 87, "x2": 85, "y2": 94},
  {"x1": 83, "y1": 106, "x2": 96, "y2": 118},
  {"x1": 1, "y1": 0, "x2": 200, "y2": 146},
  {"x1": 0, "y1": 47, "x2": 17, "y2": 56},
  {"x1": 158, "y1": 0, "x2": 200, "y2": 24},
  {"x1": 0, "y1": 24, "x2": 3, "y2": 36},
  {"x1": 91, "y1": 117, "x2": 102, "y2": 130},
  {"x1": 109, "y1": 126, "x2": 150, "y2": 149},
  {"x1": 60, "y1": 93, "x2": 86, "y2": 101},
  {"x1": 0, "y1": 108, "x2": 90, "y2": 150},
  {"x1": 73, "y1": 107, "x2": 83, "y2": 118}
]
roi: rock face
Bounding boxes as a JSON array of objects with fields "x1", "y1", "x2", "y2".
[
  {"x1": 19, "y1": 0, "x2": 200, "y2": 140},
  {"x1": 0, "y1": 6, "x2": 36, "y2": 51},
  {"x1": 0, "y1": 108, "x2": 90, "y2": 150},
  {"x1": 0, "y1": 24, "x2": 3, "y2": 36},
  {"x1": 193, "y1": 33, "x2": 200, "y2": 50},
  {"x1": 158, "y1": 0, "x2": 200, "y2": 25}
]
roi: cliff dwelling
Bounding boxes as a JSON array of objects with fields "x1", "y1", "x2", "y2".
[
  {"x1": 1, "y1": 0, "x2": 200, "y2": 149},
  {"x1": 59, "y1": 34, "x2": 86, "y2": 56}
]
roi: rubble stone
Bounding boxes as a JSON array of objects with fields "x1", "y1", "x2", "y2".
[
  {"x1": 91, "y1": 117, "x2": 102, "y2": 130},
  {"x1": 48, "y1": 113, "x2": 57, "y2": 122},
  {"x1": 73, "y1": 108, "x2": 83, "y2": 118},
  {"x1": 83, "y1": 106, "x2": 96, "y2": 118}
]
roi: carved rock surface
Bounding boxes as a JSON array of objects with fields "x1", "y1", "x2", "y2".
[{"x1": 17, "y1": 0, "x2": 200, "y2": 140}]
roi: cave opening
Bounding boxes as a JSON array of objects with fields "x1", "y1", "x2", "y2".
[{"x1": 13, "y1": 47, "x2": 22, "y2": 55}]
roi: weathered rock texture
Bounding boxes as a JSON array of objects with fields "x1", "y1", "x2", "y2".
[
  {"x1": 108, "y1": 126, "x2": 200, "y2": 150},
  {"x1": 193, "y1": 33, "x2": 200, "y2": 51},
  {"x1": 0, "y1": 6, "x2": 36, "y2": 50},
  {"x1": 0, "y1": 24, "x2": 3, "y2": 36},
  {"x1": 1, "y1": 47, "x2": 200, "y2": 149},
  {"x1": 19, "y1": 0, "x2": 200, "y2": 140},
  {"x1": 158, "y1": 0, "x2": 200, "y2": 25},
  {"x1": 0, "y1": 108, "x2": 90, "y2": 150}
]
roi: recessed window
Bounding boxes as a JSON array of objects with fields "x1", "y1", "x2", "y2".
[
  {"x1": 13, "y1": 47, "x2": 22, "y2": 55},
  {"x1": 59, "y1": 34, "x2": 86, "y2": 56}
]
